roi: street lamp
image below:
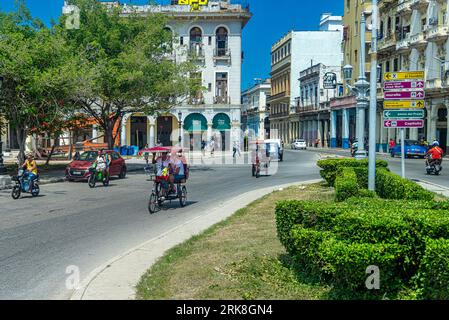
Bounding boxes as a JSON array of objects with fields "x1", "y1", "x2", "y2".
[
  {"x1": 343, "y1": 13, "x2": 370, "y2": 160},
  {"x1": 0, "y1": 75, "x2": 6, "y2": 175},
  {"x1": 178, "y1": 111, "x2": 182, "y2": 146}
]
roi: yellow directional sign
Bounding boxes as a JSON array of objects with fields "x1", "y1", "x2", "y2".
[
  {"x1": 384, "y1": 71, "x2": 425, "y2": 81},
  {"x1": 383, "y1": 100, "x2": 425, "y2": 109}
]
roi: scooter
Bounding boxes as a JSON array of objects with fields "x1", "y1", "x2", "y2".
[
  {"x1": 11, "y1": 169, "x2": 40, "y2": 199},
  {"x1": 88, "y1": 165, "x2": 110, "y2": 188},
  {"x1": 426, "y1": 156, "x2": 443, "y2": 175}
]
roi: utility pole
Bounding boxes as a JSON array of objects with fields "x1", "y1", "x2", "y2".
[{"x1": 368, "y1": 0, "x2": 379, "y2": 190}]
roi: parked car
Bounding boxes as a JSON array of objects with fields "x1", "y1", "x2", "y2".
[
  {"x1": 390, "y1": 140, "x2": 428, "y2": 159},
  {"x1": 291, "y1": 139, "x2": 307, "y2": 150},
  {"x1": 66, "y1": 150, "x2": 127, "y2": 181}
]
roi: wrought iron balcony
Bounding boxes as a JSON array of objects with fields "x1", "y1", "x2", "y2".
[{"x1": 214, "y1": 96, "x2": 231, "y2": 104}]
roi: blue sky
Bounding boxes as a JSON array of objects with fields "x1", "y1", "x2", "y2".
[{"x1": 0, "y1": 0, "x2": 343, "y2": 91}]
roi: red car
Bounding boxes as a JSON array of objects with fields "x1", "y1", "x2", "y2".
[{"x1": 66, "y1": 150, "x2": 127, "y2": 181}]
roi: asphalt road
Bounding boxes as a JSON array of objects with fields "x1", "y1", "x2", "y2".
[{"x1": 0, "y1": 150, "x2": 320, "y2": 300}]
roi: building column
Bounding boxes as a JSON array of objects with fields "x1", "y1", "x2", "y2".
[
  {"x1": 207, "y1": 123, "x2": 213, "y2": 142},
  {"x1": 330, "y1": 111, "x2": 337, "y2": 148},
  {"x1": 121, "y1": 114, "x2": 130, "y2": 146},
  {"x1": 317, "y1": 120, "x2": 323, "y2": 147},
  {"x1": 342, "y1": 108, "x2": 350, "y2": 149},
  {"x1": 426, "y1": 103, "x2": 437, "y2": 142},
  {"x1": 324, "y1": 120, "x2": 329, "y2": 148},
  {"x1": 446, "y1": 103, "x2": 449, "y2": 149},
  {"x1": 298, "y1": 121, "x2": 303, "y2": 140}
]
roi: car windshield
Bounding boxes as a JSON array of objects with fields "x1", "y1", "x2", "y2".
[
  {"x1": 405, "y1": 140, "x2": 420, "y2": 146},
  {"x1": 78, "y1": 151, "x2": 98, "y2": 161}
]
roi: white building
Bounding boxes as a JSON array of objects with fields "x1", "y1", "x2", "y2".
[
  {"x1": 241, "y1": 79, "x2": 271, "y2": 140},
  {"x1": 319, "y1": 13, "x2": 344, "y2": 33},
  {"x1": 268, "y1": 16, "x2": 343, "y2": 143},
  {"x1": 62, "y1": 0, "x2": 251, "y2": 152}
]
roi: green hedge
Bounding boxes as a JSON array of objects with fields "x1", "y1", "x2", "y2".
[
  {"x1": 276, "y1": 198, "x2": 449, "y2": 297},
  {"x1": 415, "y1": 238, "x2": 449, "y2": 300},
  {"x1": 317, "y1": 158, "x2": 388, "y2": 187},
  {"x1": 376, "y1": 169, "x2": 434, "y2": 201},
  {"x1": 335, "y1": 168, "x2": 359, "y2": 202}
]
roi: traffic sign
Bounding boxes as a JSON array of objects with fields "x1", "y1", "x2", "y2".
[
  {"x1": 383, "y1": 110, "x2": 425, "y2": 119},
  {"x1": 384, "y1": 71, "x2": 425, "y2": 81},
  {"x1": 383, "y1": 100, "x2": 425, "y2": 109},
  {"x1": 384, "y1": 80, "x2": 425, "y2": 90},
  {"x1": 384, "y1": 90, "x2": 425, "y2": 100},
  {"x1": 383, "y1": 120, "x2": 424, "y2": 128}
]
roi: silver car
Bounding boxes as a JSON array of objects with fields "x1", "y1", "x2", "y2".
[{"x1": 291, "y1": 139, "x2": 307, "y2": 150}]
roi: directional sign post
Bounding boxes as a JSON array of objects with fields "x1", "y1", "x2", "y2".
[
  {"x1": 383, "y1": 70, "x2": 425, "y2": 178},
  {"x1": 383, "y1": 110, "x2": 425, "y2": 119}
]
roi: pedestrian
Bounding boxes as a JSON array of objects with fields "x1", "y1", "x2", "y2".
[
  {"x1": 210, "y1": 138, "x2": 215, "y2": 156},
  {"x1": 389, "y1": 138, "x2": 396, "y2": 152},
  {"x1": 201, "y1": 140, "x2": 206, "y2": 156}
]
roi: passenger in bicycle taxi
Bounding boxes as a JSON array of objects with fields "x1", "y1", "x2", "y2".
[{"x1": 169, "y1": 149, "x2": 188, "y2": 192}]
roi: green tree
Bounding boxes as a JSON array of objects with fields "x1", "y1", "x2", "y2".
[
  {"x1": 0, "y1": 5, "x2": 78, "y2": 164},
  {"x1": 62, "y1": 0, "x2": 200, "y2": 149}
]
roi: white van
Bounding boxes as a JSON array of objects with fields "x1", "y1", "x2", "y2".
[{"x1": 265, "y1": 139, "x2": 284, "y2": 162}]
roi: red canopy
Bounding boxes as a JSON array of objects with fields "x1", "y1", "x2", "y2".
[{"x1": 138, "y1": 146, "x2": 171, "y2": 155}]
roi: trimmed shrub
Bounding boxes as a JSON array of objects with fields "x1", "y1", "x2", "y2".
[
  {"x1": 317, "y1": 158, "x2": 388, "y2": 187},
  {"x1": 376, "y1": 169, "x2": 434, "y2": 201},
  {"x1": 335, "y1": 168, "x2": 359, "y2": 202},
  {"x1": 415, "y1": 238, "x2": 449, "y2": 300},
  {"x1": 318, "y1": 238, "x2": 403, "y2": 293}
]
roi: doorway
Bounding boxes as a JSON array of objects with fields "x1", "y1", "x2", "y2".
[
  {"x1": 157, "y1": 116, "x2": 173, "y2": 146},
  {"x1": 131, "y1": 116, "x2": 148, "y2": 149}
]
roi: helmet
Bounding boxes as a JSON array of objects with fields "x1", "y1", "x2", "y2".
[{"x1": 432, "y1": 141, "x2": 440, "y2": 147}]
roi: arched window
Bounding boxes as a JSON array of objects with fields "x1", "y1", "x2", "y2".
[
  {"x1": 190, "y1": 27, "x2": 202, "y2": 55},
  {"x1": 216, "y1": 27, "x2": 228, "y2": 56}
]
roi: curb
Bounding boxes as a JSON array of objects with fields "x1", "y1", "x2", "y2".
[{"x1": 70, "y1": 178, "x2": 323, "y2": 300}]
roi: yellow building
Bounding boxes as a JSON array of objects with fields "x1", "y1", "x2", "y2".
[{"x1": 342, "y1": 0, "x2": 373, "y2": 90}]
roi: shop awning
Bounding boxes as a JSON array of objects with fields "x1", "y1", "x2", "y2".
[
  {"x1": 212, "y1": 113, "x2": 231, "y2": 130},
  {"x1": 183, "y1": 113, "x2": 207, "y2": 132}
]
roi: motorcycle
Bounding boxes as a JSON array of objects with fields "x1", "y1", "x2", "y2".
[
  {"x1": 425, "y1": 155, "x2": 443, "y2": 175},
  {"x1": 88, "y1": 165, "x2": 110, "y2": 188},
  {"x1": 11, "y1": 169, "x2": 40, "y2": 199}
]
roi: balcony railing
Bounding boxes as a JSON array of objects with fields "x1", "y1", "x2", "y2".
[
  {"x1": 409, "y1": 32, "x2": 427, "y2": 47},
  {"x1": 410, "y1": 0, "x2": 430, "y2": 9},
  {"x1": 378, "y1": 34, "x2": 396, "y2": 52},
  {"x1": 397, "y1": 0, "x2": 412, "y2": 14},
  {"x1": 214, "y1": 96, "x2": 231, "y2": 104},
  {"x1": 189, "y1": 95, "x2": 205, "y2": 105},
  {"x1": 214, "y1": 47, "x2": 231, "y2": 58},
  {"x1": 396, "y1": 34, "x2": 411, "y2": 51},
  {"x1": 188, "y1": 44, "x2": 205, "y2": 60},
  {"x1": 426, "y1": 25, "x2": 449, "y2": 42}
]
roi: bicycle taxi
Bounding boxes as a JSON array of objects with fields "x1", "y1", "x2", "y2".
[
  {"x1": 250, "y1": 140, "x2": 271, "y2": 178},
  {"x1": 139, "y1": 146, "x2": 189, "y2": 214}
]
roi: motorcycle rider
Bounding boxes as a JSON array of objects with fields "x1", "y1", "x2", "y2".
[
  {"x1": 93, "y1": 150, "x2": 108, "y2": 179},
  {"x1": 426, "y1": 141, "x2": 444, "y2": 168},
  {"x1": 351, "y1": 139, "x2": 358, "y2": 157},
  {"x1": 22, "y1": 153, "x2": 38, "y2": 192}
]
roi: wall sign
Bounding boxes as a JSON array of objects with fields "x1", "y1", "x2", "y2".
[
  {"x1": 178, "y1": 0, "x2": 209, "y2": 11},
  {"x1": 323, "y1": 72, "x2": 337, "y2": 89}
]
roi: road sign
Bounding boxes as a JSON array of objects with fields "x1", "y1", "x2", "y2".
[
  {"x1": 384, "y1": 71, "x2": 425, "y2": 81},
  {"x1": 384, "y1": 80, "x2": 425, "y2": 90},
  {"x1": 383, "y1": 100, "x2": 425, "y2": 109},
  {"x1": 323, "y1": 72, "x2": 337, "y2": 89},
  {"x1": 383, "y1": 110, "x2": 425, "y2": 119},
  {"x1": 384, "y1": 90, "x2": 425, "y2": 100},
  {"x1": 383, "y1": 120, "x2": 424, "y2": 128}
]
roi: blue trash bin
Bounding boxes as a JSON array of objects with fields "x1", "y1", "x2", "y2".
[{"x1": 120, "y1": 146, "x2": 128, "y2": 156}]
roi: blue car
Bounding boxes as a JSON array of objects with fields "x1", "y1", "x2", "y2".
[{"x1": 390, "y1": 140, "x2": 428, "y2": 158}]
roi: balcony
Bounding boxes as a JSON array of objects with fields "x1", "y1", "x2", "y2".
[
  {"x1": 188, "y1": 95, "x2": 205, "y2": 105},
  {"x1": 410, "y1": 0, "x2": 430, "y2": 10},
  {"x1": 213, "y1": 48, "x2": 231, "y2": 66},
  {"x1": 396, "y1": 34, "x2": 411, "y2": 52},
  {"x1": 214, "y1": 96, "x2": 231, "y2": 105},
  {"x1": 378, "y1": 34, "x2": 397, "y2": 52},
  {"x1": 426, "y1": 78, "x2": 442, "y2": 90},
  {"x1": 397, "y1": 0, "x2": 412, "y2": 15},
  {"x1": 426, "y1": 25, "x2": 449, "y2": 42},
  {"x1": 188, "y1": 44, "x2": 205, "y2": 63},
  {"x1": 409, "y1": 32, "x2": 427, "y2": 48}
]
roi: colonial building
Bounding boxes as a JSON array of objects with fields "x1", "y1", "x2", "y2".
[
  {"x1": 296, "y1": 63, "x2": 343, "y2": 148},
  {"x1": 241, "y1": 79, "x2": 271, "y2": 140},
  {"x1": 377, "y1": 0, "x2": 449, "y2": 152},
  {"x1": 269, "y1": 14, "x2": 343, "y2": 143}
]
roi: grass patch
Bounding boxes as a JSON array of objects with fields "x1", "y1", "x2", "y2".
[{"x1": 136, "y1": 182, "x2": 335, "y2": 300}]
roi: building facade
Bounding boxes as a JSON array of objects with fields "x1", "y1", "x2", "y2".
[
  {"x1": 241, "y1": 79, "x2": 271, "y2": 141},
  {"x1": 377, "y1": 0, "x2": 449, "y2": 152},
  {"x1": 296, "y1": 64, "x2": 343, "y2": 148},
  {"x1": 268, "y1": 21, "x2": 343, "y2": 143}
]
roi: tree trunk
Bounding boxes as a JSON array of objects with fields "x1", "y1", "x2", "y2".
[
  {"x1": 45, "y1": 144, "x2": 57, "y2": 166},
  {"x1": 16, "y1": 127, "x2": 26, "y2": 165},
  {"x1": 68, "y1": 130, "x2": 73, "y2": 160}
]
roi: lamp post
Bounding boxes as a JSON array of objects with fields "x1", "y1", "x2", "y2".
[
  {"x1": 343, "y1": 13, "x2": 370, "y2": 159},
  {"x1": 178, "y1": 111, "x2": 182, "y2": 146},
  {"x1": 0, "y1": 75, "x2": 6, "y2": 175}
]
